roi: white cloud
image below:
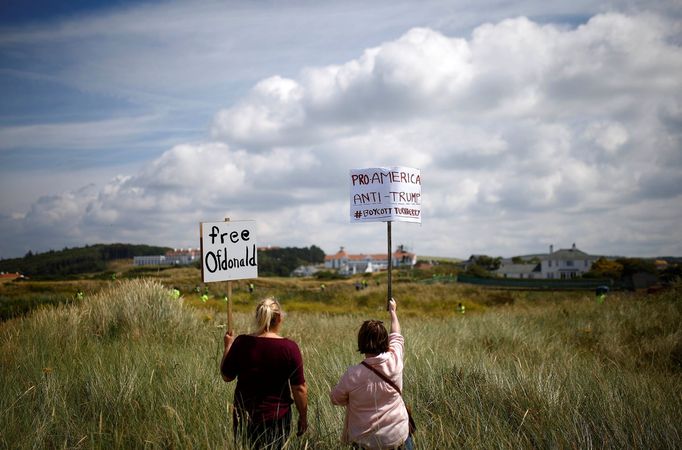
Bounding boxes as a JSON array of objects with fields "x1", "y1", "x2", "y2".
[
  {"x1": 0, "y1": 114, "x2": 163, "y2": 151},
  {"x1": 2, "y1": 10, "x2": 682, "y2": 259},
  {"x1": 584, "y1": 121, "x2": 628, "y2": 154}
]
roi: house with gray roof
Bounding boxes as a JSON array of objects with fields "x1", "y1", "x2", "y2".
[
  {"x1": 496, "y1": 243, "x2": 599, "y2": 279},
  {"x1": 541, "y1": 243, "x2": 599, "y2": 279},
  {"x1": 496, "y1": 263, "x2": 542, "y2": 279}
]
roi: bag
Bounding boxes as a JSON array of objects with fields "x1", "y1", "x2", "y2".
[
  {"x1": 361, "y1": 361, "x2": 416, "y2": 435},
  {"x1": 405, "y1": 404, "x2": 417, "y2": 435}
]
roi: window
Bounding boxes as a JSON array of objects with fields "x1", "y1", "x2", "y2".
[
  {"x1": 566, "y1": 260, "x2": 574, "y2": 267},
  {"x1": 549, "y1": 260, "x2": 552, "y2": 267}
]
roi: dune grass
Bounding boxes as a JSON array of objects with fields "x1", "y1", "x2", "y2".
[{"x1": 1, "y1": 279, "x2": 681, "y2": 449}]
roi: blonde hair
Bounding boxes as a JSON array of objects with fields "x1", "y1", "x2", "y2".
[{"x1": 254, "y1": 297, "x2": 282, "y2": 334}]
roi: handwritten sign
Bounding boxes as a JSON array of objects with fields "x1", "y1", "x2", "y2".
[
  {"x1": 200, "y1": 220, "x2": 258, "y2": 282},
  {"x1": 350, "y1": 167, "x2": 421, "y2": 223}
]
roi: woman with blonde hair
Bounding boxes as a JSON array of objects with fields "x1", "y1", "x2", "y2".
[
  {"x1": 221, "y1": 297, "x2": 307, "y2": 449},
  {"x1": 331, "y1": 298, "x2": 413, "y2": 449}
]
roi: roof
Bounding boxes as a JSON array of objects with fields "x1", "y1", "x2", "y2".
[
  {"x1": 546, "y1": 247, "x2": 598, "y2": 261},
  {"x1": 166, "y1": 248, "x2": 201, "y2": 257},
  {"x1": 0, "y1": 272, "x2": 22, "y2": 283},
  {"x1": 394, "y1": 249, "x2": 415, "y2": 258},
  {"x1": 325, "y1": 250, "x2": 348, "y2": 261},
  {"x1": 326, "y1": 249, "x2": 415, "y2": 261},
  {"x1": 496, "y1": 263, "x2": 540, "y2": 274}
]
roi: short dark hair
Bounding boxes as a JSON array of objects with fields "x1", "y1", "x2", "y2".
[{"x1": 357, "y1": 320, "x2": 389, "y2": 354}]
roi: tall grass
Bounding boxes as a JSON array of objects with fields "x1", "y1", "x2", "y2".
[{"x1": 1, "y1": 279, "x2": 681, "y2": 449}]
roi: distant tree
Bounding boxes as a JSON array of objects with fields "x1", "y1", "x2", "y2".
[
  {"x1": 0, "y1": 243, "x2": 172, "y2": 278},
  {"x1": 257, "y1": 246, "x2": 326, "y2": 277},
  {"x1": 660, "y1": 264, "x2": 682, "y2": 284},
  {"x1": 465, "y1": 264, "x2": 494, "y2": 278},
  {"x1": 585, "y1": 257, "x2": 624, "y2": 279},
  {"x1": 472, "y1": 255, "x2": 502, "y2": 271},
  {"x1": 512, "y1": 256, "x2": 524, "y2": 264},
  {"x1": 306, "y1": 245, "x2": 325, "y2": 264},
  {"x1": 616, "y1": 258, "x2": 657, "y2": 277}
]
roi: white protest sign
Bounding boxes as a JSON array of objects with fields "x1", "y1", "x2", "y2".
[
  {"x1": 200, "y1": 220, "x2": 258, "y2": 282},
  {"x1": 350, "y1": 166, "x2": 422, "y2": 223}
]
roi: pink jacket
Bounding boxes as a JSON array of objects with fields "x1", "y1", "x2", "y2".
[{"x1": 330, "y1": 333, "x2": 409, "y2": 449}]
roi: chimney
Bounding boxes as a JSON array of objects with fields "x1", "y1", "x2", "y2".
[
  {"x1": 549, "y1": 244, "x2": 553, "y2": 254},
  {"x1": 572, "y1": 243, "x2": 576, "y2": 250}
]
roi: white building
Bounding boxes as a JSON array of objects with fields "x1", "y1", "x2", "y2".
[
  {"x1": 291, "y1": 265, "x2": 321, "y2": 277},
  {"x1": 541, "y1": 243, "x2": 599, "y2": 279},
  {"x1": 496, "y1": 244, "x2": 599, "y2": 279},
  {"x1": 324, "y1": 246, "x2": 417, "y2": 275},
  {"x1": 133, "y1": 248, "x2": 201, "y2": 266}
]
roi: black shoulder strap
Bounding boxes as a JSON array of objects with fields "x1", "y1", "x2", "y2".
[{"x1": 361, "y1": 361, "x2": 402, "y2": 395}]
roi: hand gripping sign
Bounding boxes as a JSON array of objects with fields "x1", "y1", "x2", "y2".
[
  {"x1": 349, "y1": 166, "x2": 421, "y2": 309},
  {"x1": 350, "y1": 167, "x2": 421, "y2": 224}
]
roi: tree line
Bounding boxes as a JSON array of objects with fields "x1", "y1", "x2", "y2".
[
  {"x1": 257, "y1": 245, "x2": 325, "y2": 277},
  {"x1": 464, "y1": 253, "x2": 680, "y2": 286},
  {"x1": 0, "y1": 244, "x2": 172, "y2": 278}
]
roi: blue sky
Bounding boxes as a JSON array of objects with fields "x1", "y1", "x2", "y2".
[{"x1": 1, "y1": 0, "x2": 681, "y2": 260}]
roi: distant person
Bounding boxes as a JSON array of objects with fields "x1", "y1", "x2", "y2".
[
  {"x1": 595, "y1": 285, "x2": 609, "y2": 304},
  {"x1": 249, "y1": 282, "x2": 255, "y2": 293},
  {"x1": 171, "y1": 287, "x2": 181, "y2": 300},
  {"x1": 221, "y1": 298, "x2": 308, "y2": 450},
  {"x1": 457, "y1": 302, "x2": 466, "y2": 314},
  {"x1": 320, "y1": 283, "x2": 326, "y2": 292},
  {"x1": 75, "y1": 290, "x2": 84, "y2": 301},
  {"x1": 331, "y1": 298, "x2": 413, "y2": 450},
  {"x1": 201, "y1": 293, "x2": 209, "y2": 303},
  {"x1": 355, "y1": 282, "x2": 362, "y2": 291}
]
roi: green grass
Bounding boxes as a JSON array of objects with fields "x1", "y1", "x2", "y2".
[{"x1": 1, "y1": 279, "x2": 681, "y2": 449}]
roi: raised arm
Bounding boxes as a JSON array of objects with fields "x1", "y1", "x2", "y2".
[{"x1": 389, "y1": 298, "x2": 400, "y2": 334}]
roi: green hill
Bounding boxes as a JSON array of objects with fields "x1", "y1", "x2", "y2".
[{"x1": 0, "y1": 244, "x2": 172, "y2": 278}]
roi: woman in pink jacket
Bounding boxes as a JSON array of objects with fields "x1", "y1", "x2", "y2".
[{"x1": 331, "y1": 299, "x2": 414, "y2": 450}]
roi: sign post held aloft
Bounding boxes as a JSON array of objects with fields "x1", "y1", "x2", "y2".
[
  {"x1": 200, "y1": 219, "x2": 258, "y2": 334},
  {"x1": 349, "y1": 167, "x2": 421, "y2": 309}
]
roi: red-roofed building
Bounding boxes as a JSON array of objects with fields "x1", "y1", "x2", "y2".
[
  {"x1": 0, "y1": 272, "x2": 22, "y2": 282},
  {"x1": 324, "y1": 246, "x2": 416, "y2": 275}
]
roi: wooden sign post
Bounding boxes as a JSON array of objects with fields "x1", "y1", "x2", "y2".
[
  {"x1": 387, "y1": 221, "x2": 392, "y2": 306},
  {"x1": 349, "y1": 167, "x2": 421, "y2": 309},
  {"x1": 200, "y1": 219, "x2": 258, "y2": 334}
]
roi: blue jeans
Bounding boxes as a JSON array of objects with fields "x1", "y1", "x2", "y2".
[{"x1": 351, "y1": 436, "x2": 414, "y2": 450}]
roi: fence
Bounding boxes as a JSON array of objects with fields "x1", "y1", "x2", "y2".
[{"x1": 427, "y1": 274, "x2": 615, "y2": 290}]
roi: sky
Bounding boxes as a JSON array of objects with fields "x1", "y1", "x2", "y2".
[{"x1": 1, "y1": 0, "x2": 681, "y2": 260}]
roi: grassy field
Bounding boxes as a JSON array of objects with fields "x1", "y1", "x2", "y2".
[{"x1": 1, "y1": 269, "x2": 681, "y2": 449}]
